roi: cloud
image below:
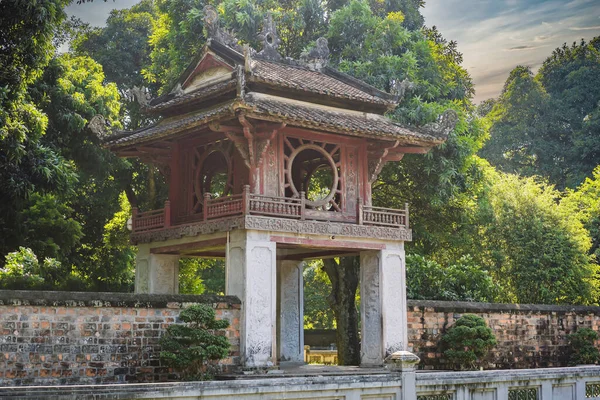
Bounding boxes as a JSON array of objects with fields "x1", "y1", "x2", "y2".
[
  {"x1": 506, "y1": 45, "x2": 547, "y2": 51},
  {"x1": 422, "y1": 0, "x2": 600, "y2": 102},
  {"x1": 569, "y1": 25, "x2": 600, "y2": 31}
]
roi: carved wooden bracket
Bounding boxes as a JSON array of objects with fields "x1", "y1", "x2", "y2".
[
  {"x1": 367, "y1": 141, "x2": 400, "y2": 183},
  {"x1": 366, "y1": 142, "x2": 431, "y2": 183},
  {"x1": 118, "y1": 141, "x2": 174, "y2": 183},
  {"x1": 210, "y1": 114, "x2": 285, "y2": 170}
]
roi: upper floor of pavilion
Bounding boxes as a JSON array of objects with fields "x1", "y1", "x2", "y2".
[{"x1": 104, "y1": 7, "x2": 456, "y2": 244}]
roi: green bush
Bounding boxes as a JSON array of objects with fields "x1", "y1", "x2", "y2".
[
  {"x1": 406, "y1": 254, "x2": 500, "y2": 302},
  {"x1": 159, "y1": 304, "x2": 231, "y2": 380},
  {"x1": 440, "y1": 314, "x2": 497, "y2": 370},
  {"x1": 0, "y1": 247, "x2": 60, "y2": 289},
  {"x1": 567, "y1": 328, "x2": 600, "y2": 365}
]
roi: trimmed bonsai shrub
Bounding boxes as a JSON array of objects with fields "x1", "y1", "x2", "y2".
[
  {"x1": 567, "y1": 328, "x2": 600, "y2": 365},
  {"x1": 440, "y1": 314, "x2": 497, "y2": 370},
  {"x1": 160, "y1": 304, "x2": 230, "y2": 380}
]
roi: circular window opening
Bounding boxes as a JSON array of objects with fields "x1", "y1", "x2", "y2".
[
  {"x1": 200, "y1": 151, "x2": 230, "y2": 198},
  {"x1": 306, "y1": 164, "x2": 334, "y2": 203},
  {"x1": 288, "y1": 145, "x2": 338, "y2": 208}
]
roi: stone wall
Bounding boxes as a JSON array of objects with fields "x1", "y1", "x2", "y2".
[
  {"x1": 0, "y1": 290, "x2": 240, "y2": 386},
  {"x1": 408, "y1": 300, "x2": 600, "y2": 370}
]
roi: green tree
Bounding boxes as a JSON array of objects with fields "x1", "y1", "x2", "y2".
[
  {"x1": 322, "y1": 257, "x2": 360, "y2": 365},
  {"x1": 479, "y1": 66, "x2": 552, "y2": 180},
  {"x1": 28, "y1": 53, "x2": 132, "y2": 290},
  {"x1": 145, "y1": 0, "x2": 207, "y2": 93},
  {"x1": 71, "y1": 0, "x2": 158, "y2": 130},
  {"x1": 303, "y1": 262, "x2": 336, "y2": 330},
  {"x1": 440, "y1": 314, "x2": 496, "y2": 370},
  {"x1": 160, "y1": 304, "x2": 230, "y2": 380},
  {"x1": 406, "y1": 254, "x2": 500, "y2": 302},
  {"x1": 561, "y1": 166, "x2": 600, "y2": 262},
  {"x1": 567, "y1": 328, "x2": 600, "y2": 366},
  {"x1": 0, "y1": 247, "x2": 63, "y2": 290},
  {"x1": 479, "y1": 170, "x2": 597, "y2": 304},
  {"x1": 18, "y1": 193, "x2": 83, "y2": 261},
  {"x1": 482, "y1": 38, "x2": 600, "y2": 189},
  {"x1": 0, "y1": 0, "x2": 76, "y2": 253},
  {"x1": 327, "y1": 0, "x2": 378, "y2": 62},
  {"x1": 538, "y1": 38, "x2": 600, "y2": 188},
  {"x1": 74, "y1": 192, "x2": 136, "y2": 291}
]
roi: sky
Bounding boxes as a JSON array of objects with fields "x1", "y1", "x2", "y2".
[
  {"x1": 421, "y1": 0, "x2": 600, "y2": 102},
  {"x1": 66, "y1": 0, "x2": 600, "y2": 103}
]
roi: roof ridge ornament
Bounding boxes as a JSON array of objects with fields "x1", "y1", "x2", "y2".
[
  {"x1": 300, "y1": 37, "x2": 329, "y2": 71},
  {"x1": 87, "y1": 114, "x2": 110, "y2": 138},
  {"x1": 257, "y1": 13, "x2": 282, "y2": 61},
  {"x1": 127, "y1": 86, "x2": 152, "y2": 108},
  {"x1": 203, "y1": 5, "x2": 242, "y2": 52},
  {"x1": 422, "y1": 109, "x2": 459, "y2": 137},
  {"x1": 390, "y1": 78, "x2": 415, "y2": 102}
]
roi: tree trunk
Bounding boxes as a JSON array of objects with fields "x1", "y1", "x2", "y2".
[{"x1": 322, "y1": 257, "x2": 360, "y2": 365}]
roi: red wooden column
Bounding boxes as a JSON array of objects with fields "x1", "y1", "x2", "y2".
[{"x1": 168, "y1": 141, "x2": 181, "y2": 223}]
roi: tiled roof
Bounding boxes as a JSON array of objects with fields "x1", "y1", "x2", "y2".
[
  {"x1": 243, "y1": 93, "x2": 445, "y2": 144},
  {"x1": 147, "y1": 79, "x2": 237, "y2": 113},
  {"x1": 106, "y1": 93, "x2": 444, "y2": 148},
  {"x1": 251, "y1": 59, "x2": 395, "y2": 106},
  {"x1": 105, "y1": 102, "x2": 236, "y2": 147}
]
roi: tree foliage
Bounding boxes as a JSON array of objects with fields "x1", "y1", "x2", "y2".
[
  {"x1": 567, "y1": 328, "x2": 600, "y2": 366},
  {"x1": 0, "y1": 0, "x2": 76, "y2": 243},
  {"x1": 406, "y1": 254, "x2": 500, "y2": 302},
  {"x1": 0, "y1": 247, "x2": 63, "y2": 290},
  {"x1": 160, "y1": 304, "x2": 230, "y2": 380},
  {"x1": 561, "y1": 166, "x2": 600, "y2": 262},
  {"x1": 478, "y1": 170, "x2": 597, "y2": 305},
  {"x1": 1, "y1": 0, "x2": 598, "y2": 318},
  {"x1": 482, "y1": 38, "x2": 600, "y2": 190},
  {"x1": 303, "y1": 262, "x2": 336, "y2": 330},
  {"x1": 322, "y1": 257, "x2": 361, "y2": 365},
  {"x1": 440, "y1": 314, "x2": 497, "y2": 370}
]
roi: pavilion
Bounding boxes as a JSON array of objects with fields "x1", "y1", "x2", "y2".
[{"x1": 106, "y1": 7, "x2": 453, "y2": 369}]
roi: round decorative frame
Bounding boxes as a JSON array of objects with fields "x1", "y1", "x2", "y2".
[
  {"x1": 285, "y1": 144, "x2": 339, "y2": 208},
  {"x1": 193, "y1": 144, "x2": 234, "y2": 212}
]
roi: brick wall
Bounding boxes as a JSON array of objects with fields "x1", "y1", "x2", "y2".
[
  {"x1": 408, "y1": 300, "x2": 600, "y2": 370},
  {"x1": 0, "y1": 290, "x2": 240, "y2": 386}
]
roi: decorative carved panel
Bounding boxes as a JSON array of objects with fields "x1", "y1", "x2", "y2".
[
  {"x1": 345, "y1": 146, "x2": 358, "y2": 213},
  {"x1": 283, "y1": 135, "x2": 342, "y2": 212},
  {"x1": 417, "y1": 394, "x2": 453, "y2": 400},
  {"x1": 508, "y1": 388, "x2": 538, "y2": 400},
  {"x1": 586, "y1": 382, "x2": 600, "y2": 398}
]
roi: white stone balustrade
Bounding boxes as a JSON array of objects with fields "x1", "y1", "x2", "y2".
[{"x1": 7, "y1": 366, "x2": 600, "y2": 399}]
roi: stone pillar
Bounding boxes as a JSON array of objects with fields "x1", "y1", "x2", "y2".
[
  {"x1": 360, "y1": 251, "x2": 383, "y2": 366},
  {"x1": 277, "y1": 260, "x2": 304, "y2": 364},
  {"x1": 135, "y1": 244, "x2": 151, "y2": 294},
  {"x1": 227, "y1": 230, "x2": 277, "y2": 368},
  {"x1": 135, "y1": 245, "x2": 180, "y2": 294},
  {"x1": 360, "y1": 246, "x2": 407, "y2": 366},
  {"x1": 385, "y1": 351, "x2": 420, "y2": 400}
]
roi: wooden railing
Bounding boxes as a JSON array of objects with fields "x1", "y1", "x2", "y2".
[
  {"x1": 359, "y1": 202, "x2": 409, "y2": 228},
  {"x1": 247, "y1": 192, "x2": 304, "y2": 219},
  {"x1": 131, "y1": 187, "x2": 409, "y2": 233},
  {"x1": 204, "y1": 193, "x2": 244, "y2": 220},
  {"x1": 132, "y1": 201, "x2": 170, "y2": 233}
]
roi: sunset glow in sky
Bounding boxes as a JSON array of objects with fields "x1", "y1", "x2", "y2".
[{"x1": 66, "y1": 0, "x2": 600, "y2": 103}]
